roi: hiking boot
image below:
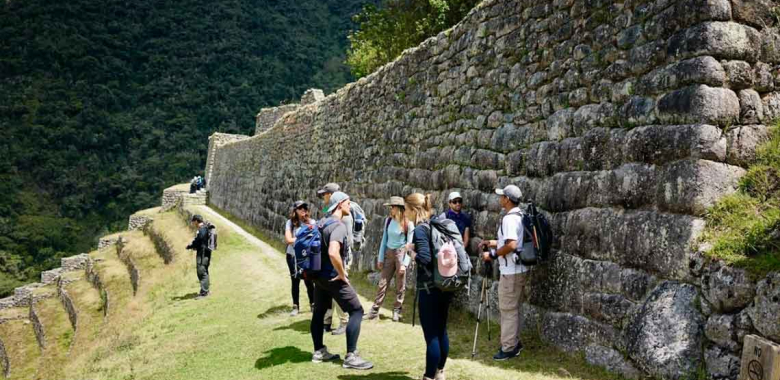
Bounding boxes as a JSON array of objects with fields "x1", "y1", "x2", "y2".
[
  {"x1": 366, "y1": 307, "x2": 379, "y2": 320},
  {"x1": 312, "y1": 346, "x2": 340, "y2": 363},
  {"x1": 290, "y1": 305, "x2": 299, "y2": 317},
  {"x1": 332, "y1": 325, "x2": 347, "y2": 335},
  {"x1": 492, "y1": 343, "x2": 523, "y2": 361},
  {"x1": 435, "y1": 368, "x2": 446, "y2": 380},
  {"x1": 323, "y1": 324, "x2": 332, "y2": 332},
  {"x1": 342, "y1": 351, "x2": 374, "y2": 370},
  {"x1": 392, "y1": 308, "x2": 401, "y2": 322},
  {"x1": 195, "y1": 291, "x2": 210, "y2": 300}
]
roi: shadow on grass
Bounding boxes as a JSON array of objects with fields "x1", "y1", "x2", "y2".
[
  {"x1": 255, "y1": 346, "x2": 311, "y2": 370},
  {"x1": 273, "y1": 319, "x2": 310, "y2": 334},
  {"x1": 257, "y1": 305, "x2": 289, "y2": 319},
  {"x1": 338, "y1": 372, "x2": 415, "y2": 380},
  {"x1": 171, "y1": 292, "x2": 200, "y2": 301}
]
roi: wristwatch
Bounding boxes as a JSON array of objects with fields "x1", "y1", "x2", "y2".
[{"x1": 489, "y1": 248, "x2": 498, "y2": 260}]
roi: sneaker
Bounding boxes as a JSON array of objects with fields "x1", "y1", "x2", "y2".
[
  {"x1": 312, "y1": 346, "x2": 340, "y2": 363},
  {"x1": 342, "y1": 351, "x2": 374, "y2": 370},
  {"x1": 392, "y1": 308, "x2": 401, "y2": 322},
  {"x1": 290, "y1": 305, "x2": 299, "y2": 317},
  {"x1": 492, "y1": 343, "x2": 523, "y2": 361},
  {"x1": 366, "y1": 307, "x2": 379, "y2": 320},
  {"x1": 332, "y1": 325, "x2": 347, "y2": 335},
  {"x1": 195, "y1": 291, "x2": 210, "y2": 300},
  {"x1": 323, "y1": 324, "x2": 332, "y2": 333},
  {"x1": 435, "y1": 368, "x2": 446, "y2": 380}
]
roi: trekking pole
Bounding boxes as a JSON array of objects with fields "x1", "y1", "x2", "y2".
[
  {"x1": 471, "y1": 275, "x2": 487, "y2": 358},
  {"x1": 485, "y1": 259, "x2": 492, "y2": 342}
]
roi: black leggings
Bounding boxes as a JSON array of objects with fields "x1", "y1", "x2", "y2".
[
  {"x1": 311, "y1": 277, "x2": 364, "y2": 353},
  {"x1": 418, "y1": 287, "x2": 453, "y2": 378},
  {"x1": 286, "y1": 254, "x2": 313, "y2": 307}
]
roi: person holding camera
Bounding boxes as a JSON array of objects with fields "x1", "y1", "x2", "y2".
[
  {"x1": 479, "y1": 185, "x2": 529, "y2": 361},
  {"x1": 284, "y1": 201, "x2": 316, "y2": 316},
  {"x1": 185, "y1": 214, "x2": 212, "y2": 300}
]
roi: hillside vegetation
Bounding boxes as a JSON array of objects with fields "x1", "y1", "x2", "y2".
[{"x1": 0, "y1": 0, "x2": 376, "y2": 296}]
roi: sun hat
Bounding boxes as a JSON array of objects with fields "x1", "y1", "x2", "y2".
[{"x1": 383, "y1": 196, "x2": 405, "y2": 207}]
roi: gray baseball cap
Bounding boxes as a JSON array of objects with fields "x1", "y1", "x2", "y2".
[
  {"x1": 495, "y1": 185, "x2": 522, "y2": 203},
  {"x1": 326, "y1": 192, "x2": 350, "y2": 214},
  {"x1": 317, "y1": 183, "x2": 340, "y2": 197}
]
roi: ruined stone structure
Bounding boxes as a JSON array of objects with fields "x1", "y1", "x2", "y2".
[{"x1": 205, "y1": 0, "x2": 780, "y2": 378}]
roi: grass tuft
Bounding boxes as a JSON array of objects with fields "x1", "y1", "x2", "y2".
[{"x1": 702, "y1": 123, "x2": 780, "y2": 275}]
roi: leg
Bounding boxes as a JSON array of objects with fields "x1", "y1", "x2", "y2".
[
  {"x1": 393, "y1": 249, "x2": 407, "y2": 311},
  {"x1": 304, "y1": 278, "x2": 315, "y2": 308},
  {"x1": 372, "y1": 249, "x2": 396, "y2": 309},
  {"x1": 310, "y1": 279, "x2": 331, "y2": 351},
  {"x1": 331, "y1": 280, "x2": 364, "y2": 353},
  {"x1": 498, "y1": 274, "x2": 522, "y2": 352},
  {"x1": 419, "y1": 289, "x2": 442, "y2": 379},
  {"x1": 286, "y1": 255, "x2": 300, "y2": 306},
  {"x1": 196, "y1": 253, "x2": 210, "y2": 294},
  {"x1": 437, "y1": 292, "x2": 454, "y2": 370}
]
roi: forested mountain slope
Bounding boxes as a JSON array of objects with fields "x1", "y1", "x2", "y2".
[{"x1": 0, "y1": 0, "x2": 375, "y2": 295}]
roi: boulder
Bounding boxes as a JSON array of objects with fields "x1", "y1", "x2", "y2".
[
  {"x1": 747, "y1": 272, "x2": 780, "y2": 342},
  {"x1": 626, "y1": 281, "x2": 705, "y2": 380},
  {"x1": 702, "y1": 264, "x2": 756, "y2": 313},
  {"x1": 705, "y1": 314, "x2": 738, "y2": 351},
  {"x1": 705, "y1": 346, "x2": 740, "y2": 380},
  {"x1": 584, "y1": 345, "x2": 642, "y2": 380}
]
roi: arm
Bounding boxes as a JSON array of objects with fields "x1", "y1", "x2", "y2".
[
  {"x1": 463, "y1": 227, "x2": 470, "y2": 249},
  {"x1": 284, "y1": 222, "x2": 295, "y2": 245},
  {"x1": 377, "y1": 220, "x2": 389, "y2": 267},
  {"x1": 328, "y1": 241, "x2": 348, "y2": 283},
  {"x1": 413, "y1": 226, "x2": 432, "y2": 266}
]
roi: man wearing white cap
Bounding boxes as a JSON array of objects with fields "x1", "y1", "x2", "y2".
[
  {"x1": 478, "y1": 185, "x2": 529, "y2": 361},
  {"x1": 438, "y1": 191, "x2": 472, "y2": 249}
]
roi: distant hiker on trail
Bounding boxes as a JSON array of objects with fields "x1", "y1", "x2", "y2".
[
  {"x1": 190, "y1": 177, "x2": 198, "y2": 194},
  {"x1": 285, "y1": 201, "x2": 315, "y2": 316},
  {"x1": 317, "y1": 183, "x2": 350, "y2": 334},
  {"x1": 196, "y1": 176, "x2": 203, "y2": 190},
  {"x1": 479, "y1": 185, "x2": 529, "y2": 361},
  {"x1": 408, "y1": 193, "x2": 458, "y2": 380},
  {"x1": 309, "y1": 191, "x2": 373, "y2": 370},
  {"x1": 439, "y1": 191, "x2": 472, "y2": 251},
  {"x1": 185, "y1": 214, "x2": 212, "y2": 299},
  {"x1": 367, "y1": 196, "x2": 414, "y2": 322}
]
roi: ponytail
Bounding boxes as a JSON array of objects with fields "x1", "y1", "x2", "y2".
[{"x1": 404, "y1": 193, "x2": 433, "y2": 225}]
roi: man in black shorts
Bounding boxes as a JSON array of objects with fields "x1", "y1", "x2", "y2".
[{"x1": 310, "y1": 191, "x2": 373, "y2": 370}]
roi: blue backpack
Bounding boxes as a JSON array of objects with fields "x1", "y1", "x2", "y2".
[{"x1": 293, "y1": 220, "x2": 339, "y2": 278}]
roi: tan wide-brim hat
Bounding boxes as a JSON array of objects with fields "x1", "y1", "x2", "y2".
[{"x1": 383, "y1": 196, "x2": 405, "y2": 207}]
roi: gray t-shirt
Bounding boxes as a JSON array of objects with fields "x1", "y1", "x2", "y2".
[
  {"x1": 285, "y1": 218, "x2": 315, "y2": 255},
  {"x1": 320, "y1": 216, "x2": 348, "y2": 279}
]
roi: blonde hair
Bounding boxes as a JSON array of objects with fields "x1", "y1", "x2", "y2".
[
  {"x1": 404, "y1": 193, "x2": 433, "y2": 225},
  {"x1": 390, "y1": 206, "x2": 409, "y2": 234}
]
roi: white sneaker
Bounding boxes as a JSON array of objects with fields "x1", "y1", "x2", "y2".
[{"x1": 312, "y1": 346, "x2": 340, "y2": 363}]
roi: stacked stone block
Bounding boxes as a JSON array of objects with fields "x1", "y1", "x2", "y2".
[
  {"x1": 128, "y1": 215, "x2": 153, "y2": 231},
  {"x1": 207, "y1": 0, "x2": 780, "y2": 378}
]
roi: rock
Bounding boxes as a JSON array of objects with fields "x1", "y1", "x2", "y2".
[
  {"x1": 657, "y1": 85, "x2": 740, "y2": 127},
  {"x1": 735, "y1": 309, "x2": 755, "y2": 344},
  {"x1": 738, "y1": 89, "x2": 764, "y2": 124},
  {"x1": 705, "y1": 346, "x2": 740, "y2": 380},
  {"x1": 723, "y1": 60, "x2": 755, "y2": 89},
  {"x1": 747, "y1": 272, "x2": 780, "y2": 342},
  {"x1": 620, "y1": 96, "x2": 656, "y2": 127},
  {"x1": 656, "y1": 159, "x2": 745, "y2": 216},
  {"x1": 763, "y1": 91, "x2": 780, "y2": 121},
  {"x1": 626, "y1": 281, "x2": 705, "y2": 380},
  {"x1": 300, "y1": 88, "x2": 324, "y2": 105},
  {"x1": 702, "y1": 265, "x2": 756, "y2": 313},
  {"x1": 584, "y1": 345, "x2": 642, "y2": 380},
  {"x1": 667, "y1": 22, "x2": 762, "y2": 62},
  {"x1": 541, "y1": 311, "x2": 624, "y2": 353},
  {"x1": 705, "y1": 314, "x2": 738, "y2": 351},
  {"x1": 726, "y1": 125, "x2": 770, "y2": 166},
  {"x1": 731, "y1": 0, "x2": 777, "y2": 29}
]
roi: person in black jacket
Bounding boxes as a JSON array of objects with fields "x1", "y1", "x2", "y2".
[
  {"x1": 185, "y1": 214, "x2": 211, "y2": 299},
  {"x1": 407, "y1": 193, "x2": 450, "y2": 380}
]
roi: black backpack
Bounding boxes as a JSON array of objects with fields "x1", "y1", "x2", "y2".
[{"x1": 520, "y1": 203, "x2": 552, "y2": 265}]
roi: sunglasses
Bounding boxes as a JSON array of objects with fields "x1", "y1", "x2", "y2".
[{"x1": 450, "y1": 199, "x2": 462, "y2": 204}]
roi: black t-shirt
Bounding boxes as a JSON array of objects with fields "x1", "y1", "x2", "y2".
[{"x1": 320, "y1": 216, "x2": 349, "y2": 279}]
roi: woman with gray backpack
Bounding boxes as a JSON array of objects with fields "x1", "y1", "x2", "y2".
[
  {"x1": 407, "y1": 193, "x2": 471, "y2": 380},
  {"x1": 284, "y1": 201, "x2": 315, "y2": 316},
  {"x1": 366, "y1": 196, "x2": 414, "y2": 322}
]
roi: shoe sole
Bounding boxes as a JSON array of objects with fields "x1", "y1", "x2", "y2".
[
  {"x1": 312, "y1": 355, "x2": 340, "y2": 363},
  {"x1": 342, "y1": 363, "x2": 374, "y2": 370},
  {"x1": 493, "y1": 347, "x2": 523, "y2": 361}
]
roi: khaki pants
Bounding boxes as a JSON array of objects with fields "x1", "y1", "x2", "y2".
[
  {"x1": 498, "y1": 273, "x2": 528, "y2": 352},
  {"x1": 372, "y1": 248, "x2": 407, "y2": 311}
]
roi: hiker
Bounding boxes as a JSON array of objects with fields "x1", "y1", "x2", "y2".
[
  {"x1": 367, "y1": 196, "x2": 414, "y2": 322},
  {"x1": 317, "y1": 183, "x2": 350, "y2": 334},
  {"x1": 309, "y1": 191, "x2": 373, "y2": 370},
  {"x1": 408, "y1": 193, "x2": 452, "y2": 380},
  {"x1": 479, "y1": 185, "x2": 529, "y2": 361},
  {"x1": 284, "y1": 201, "x2": 315, "y2": 316},
  {"x1": 190, "y1": 177, "x2": 198, "y2": 194},
  {"x1": 185, "y1": 214, "x2": 212, "y2": 299},
  {"x1": 438, "y1": 192, "x2": 472, "y2": 251},
  {"x1": 196, "y1": 176, "x2": 203, "y2": 190}
]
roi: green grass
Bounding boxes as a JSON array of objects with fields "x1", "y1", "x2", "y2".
[
  {"x1": 702, "y1": 123, "x2": 780, "y2": 276},
  {"x1": 50, "y1": 205, "x2": 626, "y2": 380}
]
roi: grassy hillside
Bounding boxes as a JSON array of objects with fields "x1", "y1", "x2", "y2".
[
  {"x1": 0, "y1": 205, "x2": 624, "y2": 379},
  {"x1": 0, "y1": 0, "x2": 376, "y2": 296}
]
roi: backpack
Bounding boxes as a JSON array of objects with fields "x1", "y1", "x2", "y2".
[
  {"x1": 350, "y1": 202, "x2": 368, "y2": 251},
  {"x1": 293, "y1": 219, "x2": 340, "y2": 278},
  {"x1": 423, "y1": 218, "x2": 472, "y2": 292},
  {"x1": 502, "y1": 203, "x2": 553, "y2": 266},
  {"x1": 204, "y1": 222, "x2": 218, "y2": 251}
]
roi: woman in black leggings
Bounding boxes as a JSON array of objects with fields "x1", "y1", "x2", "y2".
[
  {"x1": 406, "y1": 193, "x2": 451, "y2": 380},
  {"x1": 284, "y1": 201, "x2": 315, "y2": 316}
]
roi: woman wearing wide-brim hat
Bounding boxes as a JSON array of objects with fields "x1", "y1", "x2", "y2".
[{"x1": 366, "y1": 196, "x2": 415, "y2": 322}]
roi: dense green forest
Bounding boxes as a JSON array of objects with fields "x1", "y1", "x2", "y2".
[{"x1": 0, "y1": 0, "x2": 378, "y2": 296}]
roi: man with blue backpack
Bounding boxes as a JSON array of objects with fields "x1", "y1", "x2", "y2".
[{"x1": 300, "y1": 191, "x2": 373, "y2": 370}]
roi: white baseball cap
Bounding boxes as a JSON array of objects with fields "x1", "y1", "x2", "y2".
[{"x1": 448, "y1": 192, "x2": 462, "y2": 202}]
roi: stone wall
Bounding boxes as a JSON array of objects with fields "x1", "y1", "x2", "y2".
[
  {"x1": 57, "y1": 278, "x2": 78, "y2": 331},
  {"x1": 115, "y1": 238, "x2": 140, "y2": 296},
  {"x1": 143, "y1": 223, "x2": 175, "y2": 264},
  {"x1": 161, "y1": 185, "x2": 189, "y2": 210},
  {"x1": 128, "y1": 215, "x2": 153, "y2": 231},
  {"x1": 206, "y1": 0, "x2": 780, "y2": 378},
  {"x1": 204, "y1": 133, "x2": 251, "y2": 189},
  {"x1": 255, "y1": 104, "x2": 300, "y2": 136},
  {"x1": 28, "y1": 302, "x2": 44, "y2": 350},
  {"x1": 0, "y1": 337, "x2": 8, "y2": 378}
]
